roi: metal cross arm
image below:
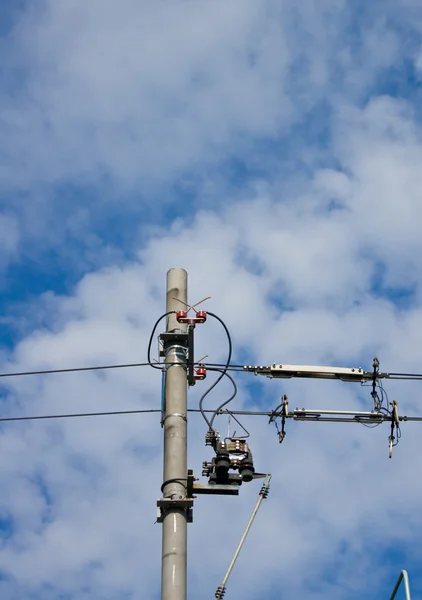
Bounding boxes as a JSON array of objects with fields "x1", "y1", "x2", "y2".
[{"x1": 243, "y1": 363, "x2": 390, "y2": 382}]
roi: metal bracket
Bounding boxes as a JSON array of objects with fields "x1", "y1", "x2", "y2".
[
  {"x1": 159, "y1": 329, "x2": 200, "y2": 387},
  {"x1": 193, "y1": 483, "x2": 240, "y2": 496},
  {"x1": 159, "y1": 332, "x2": 189, "y2": 356},
  {"x1": 187, "y1": 469, "x2": 240, "y2": 496},
  {"x1": 156, "y1": 497, "x2": 194, "y2": 523}
]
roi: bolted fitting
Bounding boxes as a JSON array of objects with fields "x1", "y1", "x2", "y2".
[
  {"x1": 202, "y1": 461, "x2": 212, "y2": 477},
  {"x1": 205, "y1": 430, "x2": 220, "y2": 447}
]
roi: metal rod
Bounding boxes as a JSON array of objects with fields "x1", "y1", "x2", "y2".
[
  {"x1": 390, "y1": 570, "x2": 411, "y2": 600},
  {"x1": 215, "y1": 475, "x2": 271, "y2": 599},
  {"x1": 293, "y1": 409, "x2": 384, "y2": 416},
  {"x1": 161, "y1": 268, "x2": 188, "y2": 600},
  {"x1": 293, "y1": 417, "x2": 386, "y2": 423}
]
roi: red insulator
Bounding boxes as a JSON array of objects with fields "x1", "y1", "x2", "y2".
[
  {"x1": 176, "y1": 310, "x2": 207, "y2": 325},
  {"x1": 195, "y1": 367, "x2": 207, "y2": 380}
]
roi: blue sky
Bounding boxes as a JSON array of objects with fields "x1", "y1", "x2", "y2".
[{"x1": 2, "y1": 0, "x2": 422, "y2": 598}]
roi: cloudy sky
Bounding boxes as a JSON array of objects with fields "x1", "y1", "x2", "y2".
[{"x1": 1, "y1": 0, "x2": 422, "y2": 598}]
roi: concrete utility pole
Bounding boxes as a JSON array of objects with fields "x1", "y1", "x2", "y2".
[{"x1": 160, "y1": 268, "x2": 189, "y2": 600}]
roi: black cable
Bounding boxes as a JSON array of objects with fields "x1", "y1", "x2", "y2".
[
  {"x1": 389, "y1": 375, "x2": 422, "y2": 380},
  {"x1": 147, "y1": 311, "x2": 176, "y2": 369},
  {"x1": 0, "y1": 361, "x2": 244, "y2": 379},
  {"x1": 2, "y1": 406, "x2": 422, "y2": 424},
  {"x1": 208, "y1": 369, "x2": 237, "y2": 430},
  {"x1": 198, "y1": 369, "x2": 233, "y2": 430},
  {"x1": 204, "y1": 363, "x2": 245, "y2": 371},
  {"x1": 0, "y1": 408, "x2": 161, "y2": 422},
  {"x1": 161, "y1": 478, "x2": 188, "y2": 493},
  {"x1": 357, "y1": 420, "x2": 383, "y2": 428},
  {"x1": 3, "y1": 362, "x2": 422, "y2": 381},
  {"x1": 0, "y1": 406, "x2": 270, "y2": 424},
  {"x1": 0, "y1": 363, "x2": 152, "y2": 378},
  {"x1": 389, "y1": 372, "x2": 422, "y2": 378},
  {"x1": 198, "y1": 312, "x2": 232, "y2": 430}
]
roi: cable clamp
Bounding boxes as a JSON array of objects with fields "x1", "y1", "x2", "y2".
[
  {"x1": 165, "y1": 345, "x2": 187, "y2": 362},
  {"x1": 388, "y1": 400, "x2": 400, "y2": 459},
  {"x1": 162, "y1": 412, "x2": 187, "y2": 423}
]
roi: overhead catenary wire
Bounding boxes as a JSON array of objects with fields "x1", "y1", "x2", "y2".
[
  {"x1": 0, "y1": 408, "x2": 162, "y2": 422},
  {"x1": 0, "y1": 362, "x2": 245, "y2": 380},
  {"x1": 2, "y1": 363, "x2": 422, "y2": 380},
  {"x1": 0, "y1": 362, "x2": 153, "y2": 378},
  {"x1": 2, "y1": 407, "x2": 422, "y2": 424},
  {"x1": 0, "y1": 408, "x2": 280, "y2": 423}
]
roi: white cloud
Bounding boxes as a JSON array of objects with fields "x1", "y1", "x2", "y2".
[
  {"x1": 1, "y1": 1, "x2": 422, "y2": 599},
  {"x1": 3, "y1": 140, "x2": 422, "y2": 596},
  {"x1": 1, "y1": 0, "x2": 293, "y2": 190},
  {"x1": 1, "y1": 0, "x2": 417, "y2": 198}
]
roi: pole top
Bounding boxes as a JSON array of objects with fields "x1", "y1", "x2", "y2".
[{"x1": 167, "y1": 267, "x2": 188, "y2": 276}]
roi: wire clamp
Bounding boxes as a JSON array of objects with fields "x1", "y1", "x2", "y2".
[
  {"x1": 371, "y1": 356, "x2": 380, "y2": 410},
  {"x1": 162, "y1": 412, "x2": 187, "y2": 423},
  {"x1": 388, "y1": 400, "x2": 400, "y2": 458},
  {"x1": 270, "y1": 395, "x2": 288, "y2": 444}
]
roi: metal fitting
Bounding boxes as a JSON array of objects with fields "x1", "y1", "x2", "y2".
[{"x1": 162, "y1": 412, "x2": 187, "y2": 423}]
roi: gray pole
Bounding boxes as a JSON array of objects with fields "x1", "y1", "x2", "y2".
[{"x1": 161, "y1": 268, "x2": 189, "y2": 600}]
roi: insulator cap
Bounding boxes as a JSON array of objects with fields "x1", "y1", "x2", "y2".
[
  {"x1": 215, "y1": 451, "x2": 230, "y2": 477},
  {"x1": 239, "y1": 459, "x2": 255, "y2": 483},
  {"x1": 195, "y1": 367, "x2": 206, "y2": 380},
  {"x1": 176, "y1": 310, "x2": 207, "y2": 324}
]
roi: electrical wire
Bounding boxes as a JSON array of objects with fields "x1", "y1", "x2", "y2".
[
  {"x1": 207, "y1": 312, "x2": 232, "y2": 374},
  {"x1": 389, "y1": 372, "x2": 422, "y2": 378},
  {"x1": 147, "y1": 311, "x2": 176, "y2": 369},
  {"x1": 208, "y1": 369, "x2": 237, "y2": 431},
  {"x1": 198, "y1": 369, "x2": 235, "y2": 430},
  {"x1": 0, "y1": 408, "x2": 161, "y2": 422},
  {"x1": 2, "y1": 406, "x2": 422, "y2": 424},
  {"x1": 198, "y1": 312, "x2": 232, "y2": 430},
  {"x1": 1, "y1": 360, "x2": 421, "y2": 381},
  {"x1": 205, "y1": 363, "x2": 245, "y2": 371},
  {"x1": 356, "y1": 420, "x2": 383, "y2": 429},
  {"x1": 0, "y1": 407, "x2": 276, "y2": 424},
  {"x1": 0, "y1": 363, "x2": 152, "y2": 378},
  {"x1": 0, "y1": 361, "x2": 245, "y2": 379}
]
